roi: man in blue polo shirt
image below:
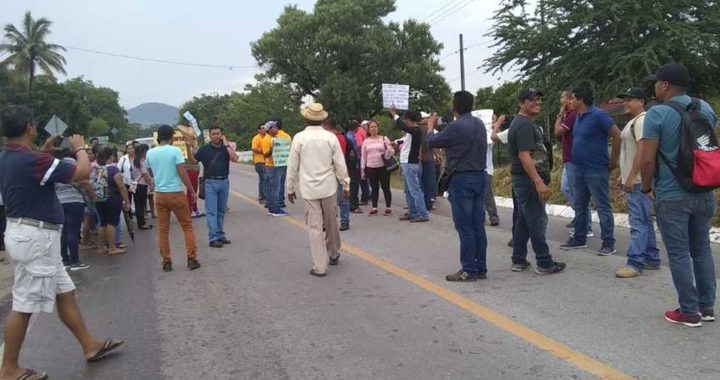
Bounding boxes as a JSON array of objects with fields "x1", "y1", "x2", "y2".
[
  {"x1": 560, "y1": 86, "x2": 621, "y2": 255},
  {"x1": 0, "y1": 106, "x2": 123, "y2": 380},
  {"x1": 641, "y1": 63, "x2": 718, "y2": 327}
]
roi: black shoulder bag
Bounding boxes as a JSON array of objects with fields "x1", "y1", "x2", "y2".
[{"x1": 436, "y1": 119, "x2": 480, "y2": 194}]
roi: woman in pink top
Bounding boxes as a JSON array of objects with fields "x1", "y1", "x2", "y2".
[{"x1": 360, "y1": 120, "x2": 395, "y2": 215}]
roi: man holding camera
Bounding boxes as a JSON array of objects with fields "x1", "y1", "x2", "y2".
[{"x1": 507, "y1": 90, "x2": 566, "y2": 275}]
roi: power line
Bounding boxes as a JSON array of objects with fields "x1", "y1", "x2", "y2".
[
  {"x1": 439, "y1": 38, "x2": 492, "y2": 62},
  {"x1": 427, "y1": 0, "x2": 476, "y2": 24},
  {"x1": 423, "y1": 0, "x2": 462, "y2": 20},
  {"x1": 447, "y1": 67, "x2": 482, "y2": 83},
  {"x1": 64, "y1": 45, "x2": 258, "y2": 70}
]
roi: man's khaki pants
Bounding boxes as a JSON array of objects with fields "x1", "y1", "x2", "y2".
[{"x1": 303, "y1": 195, "x2": 341, "y2": 274}]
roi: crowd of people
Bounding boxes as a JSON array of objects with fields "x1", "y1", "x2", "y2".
[{"x1": 0, "y1": 60, "x2": 718, "y2": 379}]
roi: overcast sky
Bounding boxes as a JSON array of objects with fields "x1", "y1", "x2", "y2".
[{"x1": 1, "y1": 0, "x2": 530, "y2": 109}]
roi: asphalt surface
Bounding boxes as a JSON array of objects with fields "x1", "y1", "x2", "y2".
[{"x1": 2, "y1": 164, "x2": 720, "y2": 380}]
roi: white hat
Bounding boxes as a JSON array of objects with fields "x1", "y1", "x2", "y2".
[
  {"x1": 420, "y1": 112, "x2": 430, "y2": 118},
  {"x1": 301, "y1": 103, "x2": 329, "y2": 122}
]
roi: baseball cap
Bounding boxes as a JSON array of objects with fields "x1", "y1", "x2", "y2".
[
  {"x1": 617, "y1": 87, "x2": 648, "y2": 101},
  {"x1": 265, "y1": 121, "x2": 278, "y2": 130},
  {"x1": 645, "y1": 63, "x2": 692, "y2": 87},
  {"x1": 420, "y1": 112, "x2": 430, "y2": 119},
  {"x1": 518, "y1": 89, "x2": 544, "y2": 102}
]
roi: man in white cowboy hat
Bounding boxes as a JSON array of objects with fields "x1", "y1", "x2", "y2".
[{"x1": 286, "y1": 103, "x2": 351, "y2": 277}]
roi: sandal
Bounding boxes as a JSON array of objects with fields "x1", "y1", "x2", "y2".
[
  {"x1": 351, "y1": 208, "x2": 364, "y2": 214},
  {"x1": 16, "y1": 369, "x2": 48, "y2": 380},
  {"x1": 368, "y1": 208, "x2": 378, "y2": 216},
  {"x1": 115, "y1": 243, "x2": 128, "y2": 249},
  {"x1": 87, "y1": 338, "x2": 124, "y2": 362},
  {"x1": 108, "y1": 249, "x2": 127, "y2": 256},
  {"x1": 384, "y1": 208, "x2": 392, "y2": 216},
  {"x1": 138, "y1": 225, "x2": 153, "y2": 230}
]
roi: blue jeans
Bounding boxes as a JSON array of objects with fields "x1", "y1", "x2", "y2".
[
  {"x1": 421, "y1": 155, "x2": 437, "y2": 209},
  {"x1": 61, "y1": 203, "x2": 85, "y2": 264},
  {"x1": 337, "y1": 184, "x2": 350, "y2": 225},
  {"x1": 448, "y1": 171, "x2": 487, "y2": 275},
  {"x1": 265, "y1": 166, "x2": 283, "y2": 212},
  {"x1": 204, "y1": 178, "x2": 230, "y2": 242},
  {"x1": 563, "y1": 163, "x2": 592, "y2": 232},
  {"x1": 655, "y1": 193, "x2": 716, "y2": 315},
  {"x1": 573, "y1": 169, "x2": 613, "y2": 245},
  {"x1": 401, "y1": 163, "x2": 428, "y2": 219},
  {"x1": 625, "y1": 185, "x2": 661, "y2": 270},
  {"x1": 255, "y1": 163, "x2": 266, "y2": 201},
  {"x1": 511, "y1": 175, "x2": 555, "y2": 268},
  {"x1": 276, "y1": 166, "x2": 287, "y2": 207}
]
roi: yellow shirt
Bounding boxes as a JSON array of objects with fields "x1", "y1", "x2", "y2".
[
  {"x1": 251, "y1": 133, "x2": 266, "y2": 164},
  {"x1": 261, "y1": 134, "x2": 274, "y2": 167}
]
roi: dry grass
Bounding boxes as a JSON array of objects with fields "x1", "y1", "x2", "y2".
[{"x1": 492, "y1": 151, "x2": 720, "y2": 227}]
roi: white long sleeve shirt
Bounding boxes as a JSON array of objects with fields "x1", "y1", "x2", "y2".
[{"x1": 286, "y1": 125, "x2": 350, "y2": 200}]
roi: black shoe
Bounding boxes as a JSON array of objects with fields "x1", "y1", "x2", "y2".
[
  {"x1": 399, "y1": 215, "x2": 412, "y2": 221},
  {"x1": 534, "y1": 262, "x2": 566, "y2": 275},
  {"x1": 445, "y1": 270, "x2": 478, "y2": 282},
  {"x1": 511, "y1": 262, "x2": 532, "y2": 272},
  {"x1": 219, "y1": 238, "x2": 231, "y2": 245},
  {"x1": 559, "y1": 239, "x2": 587, "y2": 250},
  {"x1": 329, "y1": 255, "x2": 340, "y2": 266},
  {"x1": 209, "y1": 241, "x2": 224, "y2": 248},
  {"x1": 187, "y1": 258, "x2": 201, "y2": 270},
  {"x1": 162, "y1": 262, "x2": 173, "y2": 272},
  {"x1": 490, "y1": 219, "x2": 500, "y2": 226},
  {"x1": 410, "y1": 217, "x2": 429, "y2": 223},
  {"x1": 310, "y1": 269, "x2": 326, "y2": 277},
  {"x1": 339, "y1": 223, "x2": 349, "y2": 231}
]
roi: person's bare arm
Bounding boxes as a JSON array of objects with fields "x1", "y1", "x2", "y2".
[
  {"x1": 640, "y1": 139, "x2": 659, "y2": 193},
  {"x1": 491, "y1": 116, "x2": 505, "y2": 144},
  {"x1": 113, "y1": 173, "x2": 131, "y2": 210},
  {"x1": 554, "y1": 113, "x2": 567, "y2": 138},
  {"x1": 518, "y1": 151, "x2": 550, "y2": 202},
  {"x1": 608, "y1": 125, "x2": 621, "y2": 171},
  {"x1": 186, "y1": 143, "x2": 198, "y2": 165},
  {"x1": 69, "y1": 135, "x2": 91, "y2": 181}
]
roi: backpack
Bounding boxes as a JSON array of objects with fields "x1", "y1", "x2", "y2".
[
  {"x1": 90, "y1": 165, "x2": 111, "y2": 202},
  {"x1": 658, "y1": 99, "x2": 720, "y2": 192}
]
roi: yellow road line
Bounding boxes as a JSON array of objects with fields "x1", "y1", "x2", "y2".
[{"x1": 231, "y1": 190, "x2": 634, "y2": 380}]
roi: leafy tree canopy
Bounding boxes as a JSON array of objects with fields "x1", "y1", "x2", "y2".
[
  {"x1": 251, "y1": 0, "x2": 451, "y2": 123},
  {"x1": 484, "y1": 0, "x2": 720, "y2": 103}
]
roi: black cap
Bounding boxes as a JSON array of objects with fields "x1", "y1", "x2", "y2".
[
  {"x1": 645, "y1": 63, "x2": 692, "y2": 87},
  {"x1": 617, "y1": 87, "x2": 648, "y2": 101},
  {"x1": 518, "y1": 89, "x2": 544, "y2": 102}
]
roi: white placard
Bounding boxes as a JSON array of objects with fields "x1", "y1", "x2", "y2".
[
  {"x1": 382, "y1": 83, "x2": 410, "y2": 110},
  {"x1": 471, "y1": 109, "x2": 494, "y2": 144},
  {"x1": 183, "y1": 111, "x2": 202, "y2": 138},
  {"x1": 44, "y1": 115, "x2": 68, "y2": 136}
]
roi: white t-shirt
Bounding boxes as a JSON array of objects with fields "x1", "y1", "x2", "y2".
[
  {"x1": 399, "y1": 132, "x2": 412, "y2": 164},
  {"x1": 486, "y1": 142, "x2": 494, "y2": 176},
  {"x1": 619, "y1": 112, "x2": 645, "y2": 185},
  {"x1": 117, "y1": 154, "x2": 133, "y2": 185}
]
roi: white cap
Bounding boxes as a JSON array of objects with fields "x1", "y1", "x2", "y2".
[
  {"x1": 420, "y1": 112, "x2": 430, "y2": 118},
  {"x1": 361, "y1": 120, "x2": 369, "y2": 126}
]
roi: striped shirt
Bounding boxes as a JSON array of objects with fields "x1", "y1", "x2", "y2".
[{"x1": 55, "y1": 158, "x2": 85, "y2": 204}]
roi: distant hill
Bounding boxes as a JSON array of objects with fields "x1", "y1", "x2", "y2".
[{"x1": 127, "y1": 102, "x2": 179, "y2": 127}]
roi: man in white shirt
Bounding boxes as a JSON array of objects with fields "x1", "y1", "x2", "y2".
[
  {"x1": 286, "y1": 103, "x2": 351, "y2": 277},
  {"x1": 485, "y1": 142, "x2": 500, "y2": 226}
]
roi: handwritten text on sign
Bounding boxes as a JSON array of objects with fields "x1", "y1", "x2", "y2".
[{"x1": 382, "y1": 83, "x2": 410, "y2": 110}]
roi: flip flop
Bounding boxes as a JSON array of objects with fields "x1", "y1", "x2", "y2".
[
  {"x1": 87, "y1": 338, "x2": 124, "y2": 362},
  {"x1": 16, "y1": 369, "x2": 48, "y2": 380}
]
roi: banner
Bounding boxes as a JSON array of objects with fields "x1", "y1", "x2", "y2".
[
  {"x1": 471, "y1": 109, "x2": 495, "y2": 144},
  {"x1": 382, "y1": 83, "x2": 410, "y2": 110},
  {"x1": 153, "y1": 131, "x2": 189, "y2": 159}
]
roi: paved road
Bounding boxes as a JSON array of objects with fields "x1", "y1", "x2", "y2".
[{"x1": 2, "y1": 164, "x2": 720, "y2": 379}]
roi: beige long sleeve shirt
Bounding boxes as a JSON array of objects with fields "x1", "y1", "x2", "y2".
[{"x1": 286, "y1": 125, "x2": 350, "y2": 200}]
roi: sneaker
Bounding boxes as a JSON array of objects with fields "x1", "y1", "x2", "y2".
[
  {"x1": 310, "y1": 269, "x2": 327, "y2": 277},
  {"x1": 383, "y1": 208, "x2": 392, "y2": 216},
  {"x1": 490, "y1": 219, "x2": 500, "y2": 226},
  {"x1": 339, "y1": 223, "x2": 349, "y2": 231},
  {"x1": 700, "y1": 309, "x2": 715, "y2": 322},
  {"x1": 197, "y1": 212, "x2": 206, "y2": 217},
  {"x1": 410, "y1": 217, "x2": 429, "y2": 223},
  {"x1": 187, "y1": 258, "x2": 201, "y2": 270},
  {"x1": 368, "y1": 208, "x2": 378, "y2": 216},
  {"x1": 559, "y1": 239, "x2": 587, "y2": 250},
  {"x1": 209, "y1": 241, "x2": 224, "y2": 248},
  {"x1": 568, "y1": 230, "x2": 594, "y2": 238},
  {"x1": 615, "y1": 266, "x2": 641, "y2": 278},
  {"x1": 329, "y1": 255, "x2": 340, "y2": 266},
  {"x1": 598, "y1": 243, "x2": 616, "y2": 256},
  {"x1": 534, "y1": 262, "x2": 566, "y2": 275},
  {"x1": 644, "y1": 263, "x2": 661, "y2": 270},
  {"x1": 399, "y1": 215, "x2": 412, "y2": 221},
  {"x1": 511, "y1": 262, "x2": 532, "y2": 272},
  {"x1": 162, "y1": 262, "x2": 173, "y2": 272},
  {"x1": 219, "y1": 238, "x2": 231, "y2": 245},
  {"x1": 63, "y1": 261, "x2": 71, "y2": 269},
  {"x1": 69, "y1": 263, "x2": 90, "y2": 271},
  {"x1": 269, "y1": 210, "x2": 289, "y2": 217},
  {"x1": 664, "y1": 309, "x2": 702, "y2": 327},
  {"x1": 445, "y1": 270, "x2": 477, "y2": 282}
]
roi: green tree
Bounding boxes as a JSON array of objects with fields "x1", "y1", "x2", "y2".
[
  {"x1": 0, "y1": 11, "x2": 66, "y2": 98},
  {"x1": 484, "y1": 0, "x2": 720, "y2": 103},
  {"x1": 87, "y1": 117, "x2": 109, "y2": 137},
  {"x1": 251, "y1": 0, "x2": 451, "y2": 123},
  {"x1": 474, "y1": 81, "x2": 526, "y2": 116}
]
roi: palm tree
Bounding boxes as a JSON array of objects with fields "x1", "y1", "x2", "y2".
[{"x1": 0, "y1": 11, "x2": 66, "y2": 100}]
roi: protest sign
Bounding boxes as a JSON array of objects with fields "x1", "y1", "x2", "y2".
[
  {"x1": 153, "y1": 131, "x2": 190, "y2": 159},
  {"x1": 183, "y1": 111, "x2": 202, "y2": 138},
  {"x1": 382, "y1": 83, "x2": 410, "y2": 110},
  {"x1": 44, "y1": 115, "x2": 68, "y2": 136},
  {"x1": 471, "y1": 109, "x2": 495, "y2": 144}
]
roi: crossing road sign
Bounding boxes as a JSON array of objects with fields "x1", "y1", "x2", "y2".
[{"x1": 44, "y1": 115, "x2": 68, "y2": 136}]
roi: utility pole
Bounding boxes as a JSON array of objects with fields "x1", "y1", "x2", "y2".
[{"x1": 459, "y1": 34, "x2": 466, "y2": 91}]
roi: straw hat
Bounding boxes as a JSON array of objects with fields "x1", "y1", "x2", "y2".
[{"x1": 301, "y1": 103, "x2": 329, "y2": 122}]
